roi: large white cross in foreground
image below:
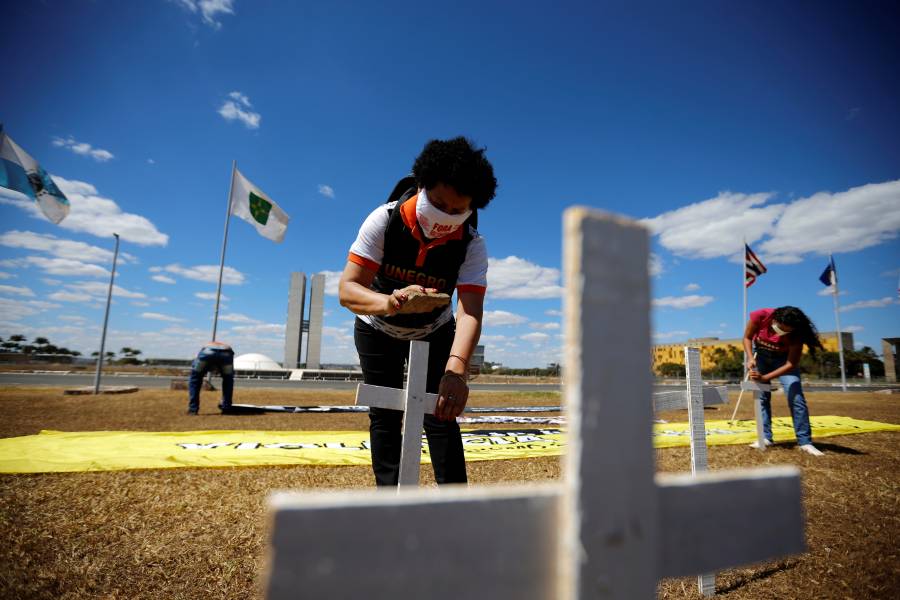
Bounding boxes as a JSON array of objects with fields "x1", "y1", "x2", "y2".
[
  {"x1": 264, "y1": 208, "x2": 805, "y2": 599},
  {"x1": 354, "y1": 340, "x2": 435, "y2": 487}
]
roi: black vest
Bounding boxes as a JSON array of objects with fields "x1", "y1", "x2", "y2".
[{"x1": 372, "y1": 197, "x2": 477, "y2": 329}]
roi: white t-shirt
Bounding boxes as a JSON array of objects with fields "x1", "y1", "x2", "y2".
[{"x1": 348, "y1": 201, "x2": 488, "y2": 292}]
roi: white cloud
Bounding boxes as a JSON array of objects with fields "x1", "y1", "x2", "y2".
[
  {"x1": 643, "y1": 180, "x2": 900, "y2": 265},
  {"x1": 529, "y1": 321, "x2": 560, "y2": 330},
  {"x1": 47, "y1": 291, "x2": 94, "y2": 303},
  {"x1": 544, "y1": 309, "x2": 562, "y2": 317},
  {"x1": 483, "y1": 310, "x2": 528, "y2": 327},
  {"x1": 649, "y1": 253, "x2": 664, "y2": 277},
  {"x1": 760, "y1": 180, "x2": 900, "y2": 263},
  {"x1": 520, "y1": 331, "x2": 550, "y2": 343},
  {"x1": 653, "y1": 330, "x2": 690, "y2": 341},
  {"x1": 641, "y1": 192, "x2": 782, "y2": 260},
  {"x1": 45, "y1": 281, "x2": 146, "y2": 304},
  {"x1": 839, "y1": 297, "x2": 898, "y2": 312},
  {"x1": 218, "y1": 91, "x2": 261, "y2": 129},
  {"x1": 318, "y1": 184, "x2": 335, "y2": 199},
  {"x1": 21, "y1": 176, "x2": 169, "y2": 246},
  {"x1": 141, "y1": 312, "x2": 186, "y2": 323},
  {"x1": 195, "y1": 292, "x2": 228, "y2": 301},
  {"x1": 147, "y1": 159, "x2": 156, "y2": 165},
  {"x1": 175, "y1": 0, "x2": 235, "y2": 29},
  {"x1": 843, "y1": 325, "x2": 864, "y2": 333},
  {"x1": 487, "y1": 256, "x2": 562, "y2": 299},
  {"x1": 0, "y1": 230, "x2": 135, "y2": 264},
  {"x1": 0, "y1": 297, "x2": 61, "y2": 319},
  {"x1": 480, "y1": 334, "x2": 511, "y2": 344},
  {"x1": 684, "y1": 283, "x2": 700, "y2": 292},
  {"x1": 0, "y1": 272, "x2": 13, "y2": 280},
  {"x1": 230, "y1": 323, "x2": 284, "y2": 334},
  {"x1": 131, "y1": 301, "x2": 151, "y2": 307},
  {"x1": 52, "y1": 136, "x2": 115, "y2": 162},
  {"x1": 152, "y1": 274, "x2": 177, "y2": 284},
  {"x1": 0, "y1": 256, "x2": 109, "y2": 278},
  {"x1": 0, "y1": 284, "x2": 35, "y2": 297},
  {"x1": 58, "y1": 315, "x2": 86, "y2": 322},
  {"x1": 319, "y1": 270, "x2": 342, "y2": 296},
  {"x1": 156, "y1": 263, "x2": 245, "y2": 285},
  {"x1": 817, "y1": 286, "x2": 848, "y2": 297},
  {"x1": 219, "y1": 313, "x2": 260, "y2": 324},
  {"x1": 652, "y1": 295, "x2": 714, "y2": 309}
]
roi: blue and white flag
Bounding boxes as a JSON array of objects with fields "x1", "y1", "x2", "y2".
[
  {"x1": 0, "y1": 125, "x2": 70, "y2": 224},
  {"x1": 819, "y1": 255, "x2": 837, "y2": 287}
]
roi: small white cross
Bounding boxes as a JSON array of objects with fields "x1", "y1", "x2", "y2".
[{"x1": 354, "y1": 340, "x2": 436, "y2": 487}]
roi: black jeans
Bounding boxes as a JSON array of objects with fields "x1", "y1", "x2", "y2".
[{"x1": 354, "y1": 318, "x2": 467, "y2": 486}]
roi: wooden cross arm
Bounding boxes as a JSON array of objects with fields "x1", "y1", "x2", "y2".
[
  {"x1": 265, "y1": 484, "x2": 561, "y2": 600},
  {"x1": 740, "y1": 381, "x2": 772, "y2": 392},
  {"x1": 355, "y1": 383, "x2": 438, "y2": 414},
  {"x1": 653, "y1": 386, "x2": 729, "y2": 412},
  {"x1": 656, "y1": 466, "x2": 804, "y2": 577}
]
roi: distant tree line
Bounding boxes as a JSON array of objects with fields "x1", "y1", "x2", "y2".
[
  {"x1": 0, "y1": 334, "x2": 80, "y2": 357},
  {"x1": 1, "y1": 335, "x2": 145, "y2": 365}
]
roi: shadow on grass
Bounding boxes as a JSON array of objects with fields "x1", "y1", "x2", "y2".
[
  {"x1": 769, "y1": 441, "x2": 864, "y2": 455},
  {"x1": 717, "y1": 559, "x2": 800, "y2": 594}
]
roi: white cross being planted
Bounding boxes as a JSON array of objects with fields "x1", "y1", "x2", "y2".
[
  {"x1": 354, "y1": 340, "x2": 436, "y2": 487},
  {"x1": 264, "y1": 207, "x2": 805, "y2": 599}
]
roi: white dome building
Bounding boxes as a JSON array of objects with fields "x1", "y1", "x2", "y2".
[{"x1": 233, "y1": 353, "x2": 285, "y2": 372}]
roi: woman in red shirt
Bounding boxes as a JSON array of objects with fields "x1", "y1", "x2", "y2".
[{"x1": 742, "y1": 306, "x2": 825, "y2": 456}]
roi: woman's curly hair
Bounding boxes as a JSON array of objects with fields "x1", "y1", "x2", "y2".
[
  {"x1": 772, "y1": 306, "x2": 824, "y2": 356},
  {"x1": 412, "y1": 137, "x2": 497, "y2": 209}
]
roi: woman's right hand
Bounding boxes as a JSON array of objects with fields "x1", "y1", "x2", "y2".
[
  {"x1": 747, "y1": 357, "x2": 757, "y2": 372},
  {"x1": 384, "y1": 285, "x2": 436, "y2": 316}
]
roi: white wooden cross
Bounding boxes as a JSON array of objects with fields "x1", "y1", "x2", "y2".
[
  {"x1": 354, "y1": 340, "x2": 435, "y2": 487},
  {"x1": 264, "y1": 207, "x2": 805, "y2": 599},
  {"x1": 741, "y1": 379, "x2": 771, "y2": 450},
  {"x1": 665, "y1": 346, "x2": 719, "y2": 596}
]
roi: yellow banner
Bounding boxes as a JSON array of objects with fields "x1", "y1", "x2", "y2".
[{"x1": 0, "y1": 416, "x2": 896, "y2": 473}]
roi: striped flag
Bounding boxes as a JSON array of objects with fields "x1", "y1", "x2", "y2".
[
  {"x1": 819, "y1": 255, "x2": 837, "y2": 288},
  {"x1": 745, "y1": 243, "x2": 766, "y2": 287},
  {"x1": 0, "y1": 125, "x2": 70, "y2": 224}
]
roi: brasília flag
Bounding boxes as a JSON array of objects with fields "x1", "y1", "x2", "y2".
[
  {"x1": 230, "y1": 167, "x2": 289, "y2": 243},
  {"x1": 0, "y1": 125, "x2": 70, "y2": 224}
]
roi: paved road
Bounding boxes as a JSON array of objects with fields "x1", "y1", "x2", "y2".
[{"x1": 1, "y1": 372, "x2": 894, "y2": 394}]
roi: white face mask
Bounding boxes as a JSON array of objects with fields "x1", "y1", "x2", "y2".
[
  {"x1": 415, "y1": 188, "x2": 472, "y2": 239},
  {"x1": 771, "y1": 322, "x2": 790, "y2": 336}
]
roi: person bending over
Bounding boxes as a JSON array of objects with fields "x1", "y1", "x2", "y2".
[
  {"x1": 339, "y1": 137, "x2": 496, "y2": 486},
  {"x1": 743, "y1": 306, "x2": 824, "y2": 456}
]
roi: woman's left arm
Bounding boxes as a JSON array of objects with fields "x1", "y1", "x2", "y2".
[
  {"x1": 758, "y1": 343, "x2": 803, "y2": 382},
  {"x1": 433, "y1": 290, "x2": 484, "y2": 420}
]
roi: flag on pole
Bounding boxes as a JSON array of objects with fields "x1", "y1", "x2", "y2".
[
  {"x1": 745, "y1": 243, "x2": 767, "y2": 287},
  {"x1": 819, "y1": 255, "x2": 837, "y2": 288},
  {"x1": 0, "y1": 125, "x2": 70, "y2": 224},
  {"x1": 229, "y1": 167, "x2": 289, "y2": 243}
]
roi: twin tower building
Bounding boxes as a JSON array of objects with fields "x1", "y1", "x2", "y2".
[{"x1": 283, "y1": 272, "x2": 325, "y2": 369}]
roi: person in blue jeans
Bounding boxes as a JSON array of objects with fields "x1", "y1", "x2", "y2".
[
  {"x1": 742, "y1": 306, "x2": 824, "y2": 456},
  {"x1": 187, "y1": 341, "x2": 234, "y2": 415}
]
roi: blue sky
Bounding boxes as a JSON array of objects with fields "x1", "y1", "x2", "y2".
[{"x1": 2, "y1": 0, "x2": 898, "y2": 368}]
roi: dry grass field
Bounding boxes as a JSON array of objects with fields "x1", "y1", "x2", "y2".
[{"x1": 1, "y1": 386, "x2": 897, "y2": 599}]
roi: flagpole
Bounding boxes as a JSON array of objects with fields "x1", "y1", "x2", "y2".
[
  {"x1": 742, "y1": 237, "x2": 748, "y2": 377},
  {"x1": 830, "y1": 254, "x2": 847, "y2": 392},
  {"x1": 211, "y1": 161, "x2": 236, "y2": 342},
  {"x1": 94, "y1": 233, "x2": 120, "y2": 394}
]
